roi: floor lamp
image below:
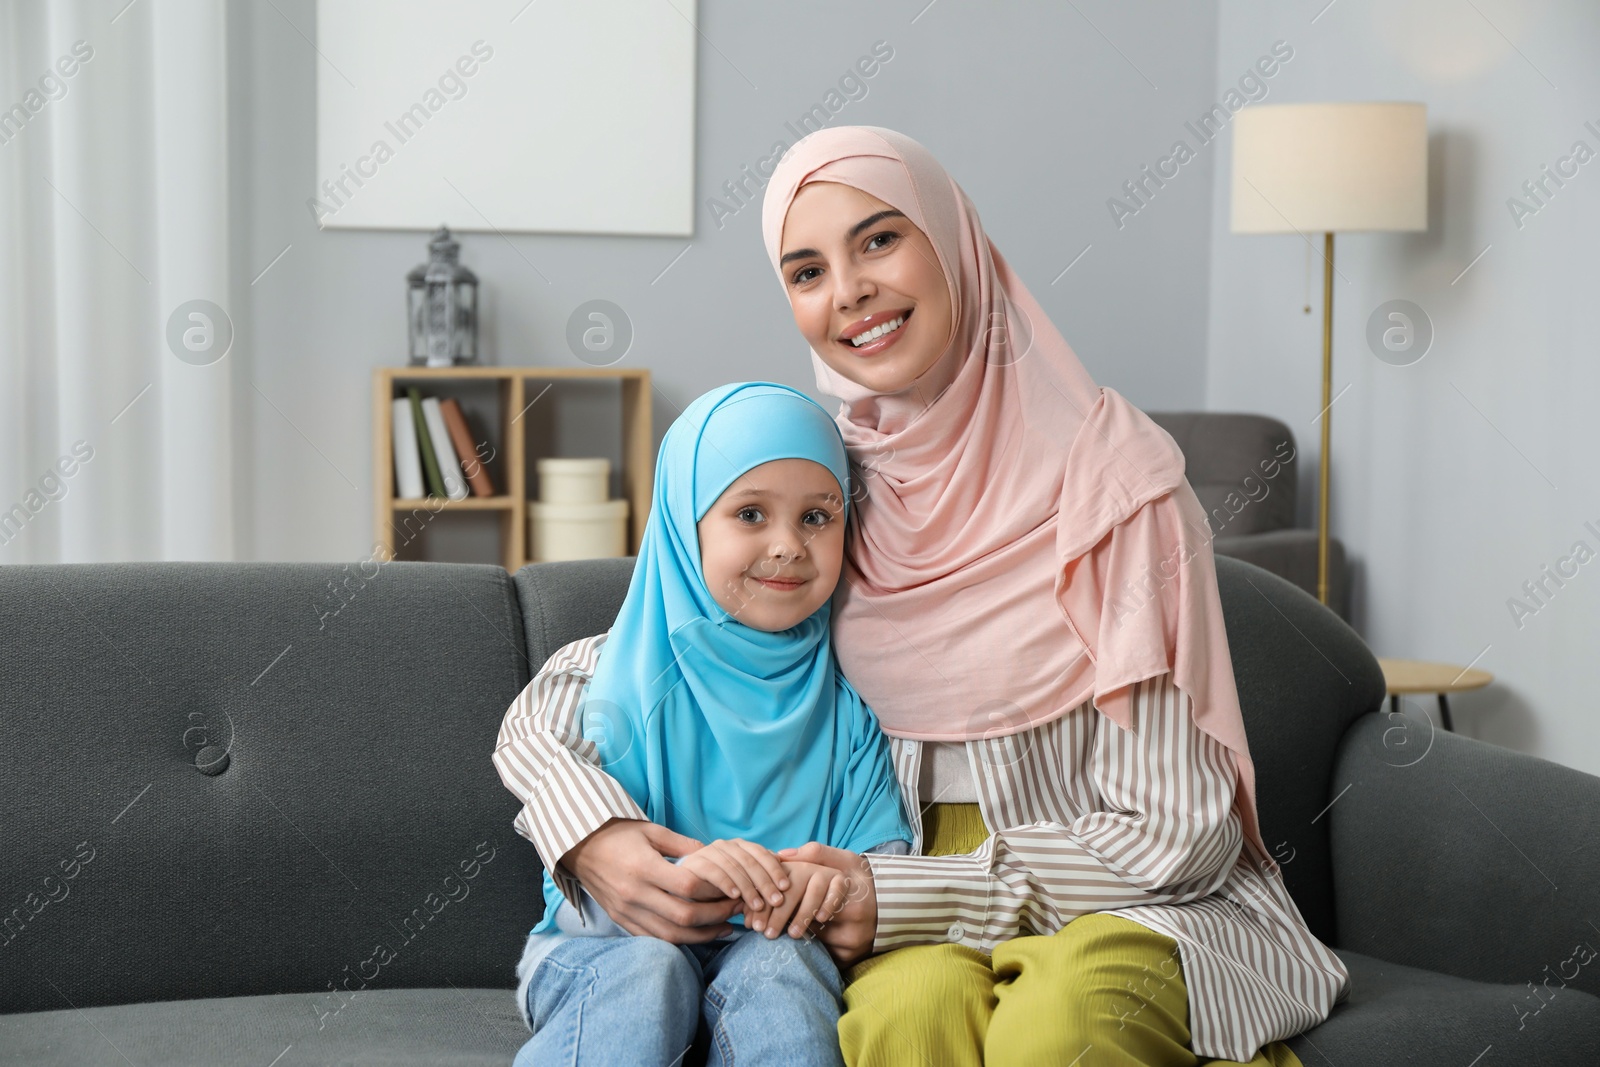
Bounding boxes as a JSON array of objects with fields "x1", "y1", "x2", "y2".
[{"x1": 1230, "y1": 102, "x2": 1429, "y2": 607}]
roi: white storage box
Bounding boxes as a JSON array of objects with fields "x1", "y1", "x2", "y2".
[
  {"x1": 528, "y1": 498, "x2": 629, "y2": 562},
  {"x1": 536, "y1": 457, "x2": 610, "y2": 504}
]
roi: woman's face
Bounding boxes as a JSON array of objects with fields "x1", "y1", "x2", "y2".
[{"x1": 779, "y1": 182, "x2": 953, "y2": 396}]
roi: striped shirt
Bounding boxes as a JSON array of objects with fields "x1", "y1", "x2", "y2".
[{"x1": 492, "y1": 631, "x2": 1349, "y2": 1061}]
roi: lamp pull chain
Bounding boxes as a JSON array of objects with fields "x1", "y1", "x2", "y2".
[{"x1": 1303, "y1": 241, "x2": 1313, "y2": 314}]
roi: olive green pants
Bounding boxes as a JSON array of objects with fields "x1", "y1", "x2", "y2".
[{"x1": 838, "y1": 804, "x2": 1304, "y2": 1067}]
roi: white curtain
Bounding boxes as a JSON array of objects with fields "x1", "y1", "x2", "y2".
[{"x1": 0, "y1": 0, "x2": 236, "y2": 563}]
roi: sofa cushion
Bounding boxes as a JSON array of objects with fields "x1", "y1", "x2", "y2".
[
  {"x1": 1287, "y1": 950, "x2": 1600, "y2": 1064},
  {"x1": 511, "y1": 557, "x2": 638, "y2": 670},
  {"x1": 0, "y1": 562, "x2": 542, "y2": 1015},
  {"x1": 0, "y1": 987, "x2": 527, "y2": 1066},
  {"x1": 9, "y1": 952, "x2": 1591, "y2": 1066}
]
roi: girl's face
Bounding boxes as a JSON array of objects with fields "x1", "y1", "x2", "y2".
[
  {"x1": 779, "y1": 182, "x2": 954, "y2": 396},
  {"x1": 697, "y1": 458, "x2": 845, "y2": 632}
]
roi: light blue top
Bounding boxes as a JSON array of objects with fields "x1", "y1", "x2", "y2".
[{"x1": 533, "y1": 382, "x2": 911, "y2": 934}]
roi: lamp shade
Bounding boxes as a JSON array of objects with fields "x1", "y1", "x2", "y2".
[{"x1": 1231, "y1": 102, "x2": 1427, "y2": 233}]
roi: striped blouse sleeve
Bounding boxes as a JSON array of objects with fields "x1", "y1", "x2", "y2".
[
  {"x1": 864, "y1": 671, "x2": 1244, "y2": 953},
  {"x1": 490, "y1": 631, "x2": 646, "y2": 908}
]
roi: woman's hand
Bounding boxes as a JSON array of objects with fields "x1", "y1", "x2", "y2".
[
  {"x1": 777, "y1": 842, "x2": 878, "y2": 966},
  {"x1": 560, "y1": 818, "x2": 742, "y2": 943}
]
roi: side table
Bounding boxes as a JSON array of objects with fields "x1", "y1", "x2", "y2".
[{"x1": 1376, "y1": 658, "x2": 1493, "y2": 732}]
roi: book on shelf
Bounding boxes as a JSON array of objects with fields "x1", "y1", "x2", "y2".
[
  {"x1": 396, "y1": 386, "x2": 497, "y2": 501},
  {"x1": 440, "y1": 397, "x2": 496, "y2": 497},
  {"x1": 421, "y1": 398, "x2": 469, "y2": 501},
  {"x1": 407, "y1": 387, "x2": 447, "y2": 499},
  {"x1": 390, "y1": 397, "x2": 424, "y2": 499}
]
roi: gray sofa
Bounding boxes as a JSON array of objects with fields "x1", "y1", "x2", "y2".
[
  {"x1": 2, "y1": 556, "x2": 1596, "y2": 1065},
  {"x1": 1148, "y1": 411, "x2": 1352, "y2": 623}
]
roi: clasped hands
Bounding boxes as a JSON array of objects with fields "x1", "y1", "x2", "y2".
[{"x1": 560, "y1": 818, "x2": 876, "y2": 965}]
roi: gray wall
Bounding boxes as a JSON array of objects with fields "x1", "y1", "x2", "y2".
[
  {"x1": 1204, "y1": 0, "x2": 1600, "y2": 773},
  {"x1": 231, "y1": 0, "x2": 1222, "y2": 563}
]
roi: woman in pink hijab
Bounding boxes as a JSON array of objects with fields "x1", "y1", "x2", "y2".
[{"x1": 760, "y1": 126, "x2": 1348, "y2": 1065}]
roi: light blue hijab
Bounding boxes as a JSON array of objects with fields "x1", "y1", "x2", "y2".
[{"x1": 537, "y1": 382, "x2": 910, "y2": 930}]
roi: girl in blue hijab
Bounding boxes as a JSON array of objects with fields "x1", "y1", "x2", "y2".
[{"x1": 513, "y1": 382, "x2": 911, "y2": 1067}]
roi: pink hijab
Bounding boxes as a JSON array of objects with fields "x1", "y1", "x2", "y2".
[{"x1": 760, "y1": 126, "x2": 1269, "y2": 857}]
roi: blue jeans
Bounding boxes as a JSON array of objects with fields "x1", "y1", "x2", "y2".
[{"x1": 513, "y1": 928, "x2": 846, "y2": 1067}]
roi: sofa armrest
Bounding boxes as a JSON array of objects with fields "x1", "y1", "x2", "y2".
[{"x1": 1329, "y1": 709, "x2": 1600, "y2": 997}]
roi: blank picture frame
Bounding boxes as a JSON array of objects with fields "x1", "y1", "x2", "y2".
[{"x1": 313, "y1": 0, "x2": 698, "y2": 235}]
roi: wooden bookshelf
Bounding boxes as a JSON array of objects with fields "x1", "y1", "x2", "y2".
[{"x1": 373, "y1": 366, "x2": 652, "y2": 572}]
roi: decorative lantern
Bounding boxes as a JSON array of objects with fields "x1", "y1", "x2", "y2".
[{"x1": 406, "y1": 224, "x2": 478, "y2": 366}]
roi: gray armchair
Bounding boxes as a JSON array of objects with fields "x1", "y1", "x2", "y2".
[{"x1": 1148, "y1": 411, "x2": 1352, "y2": 623}]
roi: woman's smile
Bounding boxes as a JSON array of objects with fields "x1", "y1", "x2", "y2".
[{"x1": 838, "y1": 308, "x2": 913, "y2": 357}]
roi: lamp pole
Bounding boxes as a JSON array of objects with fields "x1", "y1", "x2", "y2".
[{"x1": 1317, "y1": 231, "x2": 1333, "y2": 608}]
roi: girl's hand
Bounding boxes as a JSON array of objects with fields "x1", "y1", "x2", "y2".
[
  {"x1": 760, "y1": 861, "x2": 848, "y2": 940},
  {"x1": 561, "y1": 818, "x2": 742, "y2": 943},
  {"x1": 777, "y1": 842, "x2": 878, "y2": 966},
  {"x1": 679, "y1": 838, "x2": 792, "y2": 919}
]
